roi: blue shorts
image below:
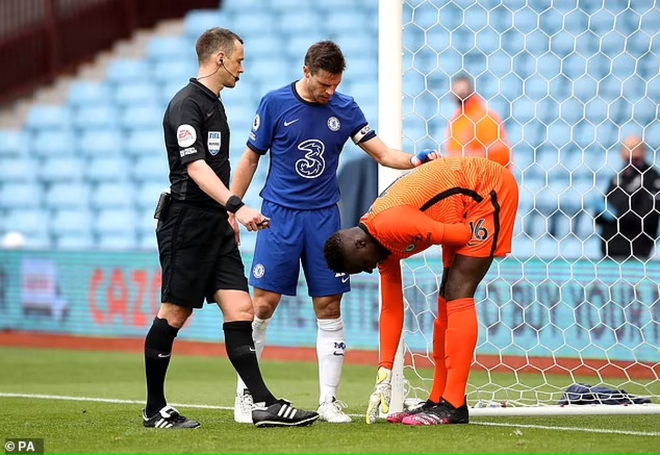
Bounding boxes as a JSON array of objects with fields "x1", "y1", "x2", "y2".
[{"x1": 249, "y1": 201, "x2": 351, "y2": 297}]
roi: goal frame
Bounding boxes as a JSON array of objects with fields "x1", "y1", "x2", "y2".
[{"x1": 377, "y1": 0, "x2": 660, "y2": 417}]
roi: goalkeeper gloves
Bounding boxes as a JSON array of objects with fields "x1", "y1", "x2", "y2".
[
  {"x1": 410, "y1": 149, "x2": 439, "y2": 167},
  {"x1": 366, "y1": 367, "x2": 392, "y2": 424}
]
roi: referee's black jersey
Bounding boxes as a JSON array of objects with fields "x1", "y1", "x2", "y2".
[{"x1": 163, "y1": 78, "x2": 231, "y2": 208}]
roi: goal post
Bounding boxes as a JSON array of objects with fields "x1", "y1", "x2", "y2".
[{"x1": 378, "y1": 0, "x2": 660, "y2": 416}]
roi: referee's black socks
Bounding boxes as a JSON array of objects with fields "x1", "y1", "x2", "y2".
[
  {"x1": 144, "y1": 317, "x2": 179, "y2": 417},
  {"x1": 223, "y1": 321, "x2": 277, "y2": 406}
]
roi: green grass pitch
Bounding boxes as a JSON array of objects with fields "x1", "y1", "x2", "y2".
[{"x1": 1, "y1": 347, "x2": 658, "y2": 454}]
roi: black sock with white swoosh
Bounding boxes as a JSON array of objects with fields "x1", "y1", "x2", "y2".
[
  {"x1": 223, "y1": 321, "x2": 277, "y2": 406},
  {"x1": 145, "y1": 317, "x2": 179, "y2": 417}
]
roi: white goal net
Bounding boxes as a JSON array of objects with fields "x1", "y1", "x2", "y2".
[{"x1": 380, "y1": 0, "x2": 660, "y2": 415}]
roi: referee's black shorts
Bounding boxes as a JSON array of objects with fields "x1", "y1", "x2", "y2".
[{"x1": 156, "y1": 202, "x2": 248, "y2": 308}]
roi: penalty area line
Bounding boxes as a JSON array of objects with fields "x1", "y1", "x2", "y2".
[{"x1": 473, "y1": 420, "x2": 660, "y2": 437}]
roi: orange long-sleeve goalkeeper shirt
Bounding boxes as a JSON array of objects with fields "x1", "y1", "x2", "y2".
[
  {"x1": 445, "y1": 96, "x2": 511, "y2": 169},
  {"x1": 359, "y1": 157, "x2": 507, "y2": 369}
]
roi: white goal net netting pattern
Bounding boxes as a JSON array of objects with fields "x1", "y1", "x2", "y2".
[{"x1": 397, "y1": 0, "x2": 660, "y2": 410}]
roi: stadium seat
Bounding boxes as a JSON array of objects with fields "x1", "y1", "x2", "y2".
[
  {"x1": 106, "y1": 59, "x2": 151, "y2": 85},
  {"x1": 0, "y1": 158, "x2": 36, "y2": 182},
  {"x1": 152, "y1": 60, "x2": 196, "y2": 86},
  {"x1": 124, "y1": 129, "x2": 165, "y2": 157},
  {"x1": 87, "y1": 157, "x2": 129, "y2": 183},
  {"x1": 119, "y1": 105, "x2": 163, "y2": 130},
  {"x1": 559, "y1": 236, "x2": 584, "y2": 260},
  {"x1": 29, "y1": 130, "x2": 76, "y2": 158},
  {"x1": 67, "y1": 82, "x2": 112, "y2": 107},
  {"x1": 335, "y1": 34, "x2": 377, "y2": 59},
  {"x1": 94, "y1": 209, "x2": 137, "y2": 249},
  {"x1": 583, "y1": 236, "x2": 602, "y2": 260},
  {"x1": 231, "y1": 11, "x2": 276, "y2": 37},
  {"x1": 161, "y1": 81, "x2": 187, "y2": 105},
  {"x1": 113, "y1": 83, "x2": 160, "y2": 107},
  {"x1": 267, "y1": 0, "x2": 313, "y2": 13},
  {"x1": 93, "y1": 208, "x2": 136, "y2": 234},
  {"x1": 136, "y1": 206, "x2": 158, "y2": 233},
  {"x1": 72, "y1": 106, "x2": 119, "y2": 130},
  {"x1": 511, "y1": 234, "x2": 534, "y2": 259},
  {"x1": 0, "y1": 130, "x2": 27, "y2": 157},
  {"x1": 131, "y1": 156, "x2": 170, "y2": 183},
  {"x1": 324, "y1": 11, "x2": 370, "y2": 34},
  {"x1": 138, "y1": 232, "x2": 158, "y2": 250},
  {"x1": 78, "y1": 129, "x2": 122, "y2": 157},
  {"x1": 98, "y1": 233, "x2": 137, "y2": 250},
  {"x1": 574, "y1": 211, "x2": 596, "y2": 240},
  {"x1": 3, "y1": 208, "x2": 49, "y2": 237},
  {"x1": 38, "y1": 157, "x2": 85, "y2": 183},
  {"x1": 136, "y1": 182, "x2": 165, "y2": 210},
  {"x1": 25, "y1": 106, "x2": 71, "y2": 131},
  {"x1": 183, "y1": 10, "x2": 225, "y2": 39},
  {"x1": 146, "y1": 36, "x2": 194, "y2": 62},
  {"x1": 275, "y1": 11, "x2": 321, "y2": 36},
  {"x1": 91, "y1": 182, "x2": 135, "y2": 209},
  {"x1": 45, "y1": 182, "x2": 90, "y2": 210},
  {"x1": 0, "y1": 183, "x2": 42, "y2": 209},
  {"x1": 535, "y1": 236, "x2": 560, "y2": 259},
  {"x1": 51, "y1": 209, "x2": 93, "y2": 237},
  {"x1": 55, "y1": 233, "x2": 94, "y2": 249}
]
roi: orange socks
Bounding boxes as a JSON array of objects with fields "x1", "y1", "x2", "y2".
[
  {"x1": 429, "y1": 296, "x2": 448, "y2": 403},
  {"x1": 442, "y1": 297, "x2": 478, "y2": 408}
]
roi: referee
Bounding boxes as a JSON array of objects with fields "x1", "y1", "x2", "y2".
[{"x1": 142, "y1": 28, "x2": 318, "y2": 429}]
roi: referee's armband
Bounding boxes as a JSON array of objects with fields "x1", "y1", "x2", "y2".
[{"x1": 225, "y1": 195, "x2": 245, "y2": 214}]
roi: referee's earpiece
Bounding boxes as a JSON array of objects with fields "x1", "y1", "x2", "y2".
[{"x1": 219, "y1": 58, "x2": 224, "y2": 65}]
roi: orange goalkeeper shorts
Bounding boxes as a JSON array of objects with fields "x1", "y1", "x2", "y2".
[{"x1": 457, "y1": 168, "x2": 519, "y2": 258}]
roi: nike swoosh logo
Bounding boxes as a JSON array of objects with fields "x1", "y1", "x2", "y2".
[
  {"x1": 249, "y1": 347, "x2": 256, "y2": 352},
  {"x1": 341, "y1": 276, "x2": 349, "y2": 283},
  {"x1": 158, "y1": 353, "x2": 171, "y2": 358},
  {"x1": 283, "y1": 119, "x2": 299, "y2": 127},
  {"x1": 206, "y1": 111, "x2": 214, "y2": 118}
]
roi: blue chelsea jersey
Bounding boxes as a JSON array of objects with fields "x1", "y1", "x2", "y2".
[{"x1": 246, "y1": 82, "x2": 376, "y2": 210}]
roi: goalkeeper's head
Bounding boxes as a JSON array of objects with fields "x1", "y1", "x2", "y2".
[
  {"x1": 324, "y1": 226, "x2": 388, "y2": 275},
  {"x1": 301, "y1": 41, "x2": 346, "y2": 105}
]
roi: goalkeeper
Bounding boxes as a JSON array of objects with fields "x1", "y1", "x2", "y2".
[{"x1": 323, "y1": 156, "x2": 519, "y2": 425}]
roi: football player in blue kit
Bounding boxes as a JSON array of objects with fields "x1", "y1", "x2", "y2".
[{"x1": 230, "y1": 40, "x2": 436, "y2": 423}]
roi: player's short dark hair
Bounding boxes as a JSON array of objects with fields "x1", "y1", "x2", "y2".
[
  {"x1": 323, "y1": 233, "x2": 347, "y2": 273},
  {"x1": 304, "y1": 41, "x2": 347, "y2": 75},
  {"x1": 196, "y1": 28, "x2": 243, "y2": 64}
]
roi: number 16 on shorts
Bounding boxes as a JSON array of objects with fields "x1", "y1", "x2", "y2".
[{"x1": 469, "y1": 219, "x2": 489, "y2": 243}]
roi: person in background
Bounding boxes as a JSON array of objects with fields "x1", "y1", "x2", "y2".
[
  {"x1": 444, "y1": 74, "x2": 512, "y2": 170},
  {"x1": 595, "y1": 135, "x2": 660, "y2": 260}
]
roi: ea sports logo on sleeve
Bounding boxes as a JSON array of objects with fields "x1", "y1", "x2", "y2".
[{"x1": 177, "y1": 124, "x2": 196, "y2": 147}]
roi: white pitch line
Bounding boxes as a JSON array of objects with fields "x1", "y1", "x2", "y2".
[
  {"x1": 0, "y1": 392, "x2": 232, "y2": 410},
  {"x1": 473, "y1": 421, "x2": 660, "y2": 437},
  {"x1": 1, "y1": 392, "x2": 658, "y2": 437}
]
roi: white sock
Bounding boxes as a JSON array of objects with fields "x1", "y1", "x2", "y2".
[
  {"x1": 236, "y1": 316, "x2": 272, "y2": 395},
  {"x1": 316, "y1": 317, "x2": 346, "y2": 404}
]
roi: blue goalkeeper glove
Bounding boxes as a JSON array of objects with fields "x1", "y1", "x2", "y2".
[{"x1": 410, "y1": 149, "x2": 439, "y2": 167}]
